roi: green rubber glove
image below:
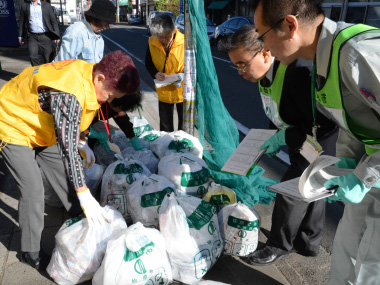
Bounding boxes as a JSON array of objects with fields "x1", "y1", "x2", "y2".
[
  {"x1": 130, "y1": 137, "x2": 144, "y2": 151},
  {"x1": 259, "y1": 129, "x2": 286, "y2": 157},
  {"x1": 324, "y1": 172, "x2": 370, "y2": 203},
  {"x1": 335, "y1": 157, "x2": 357, "y2": 169},
  {"x1": 88, "y1": 126, "x2": 114, "y2": 153}
]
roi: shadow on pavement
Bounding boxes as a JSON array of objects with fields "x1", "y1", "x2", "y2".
[{"x1": 205, "y1": 255, "x2": 284, "y2": 285}]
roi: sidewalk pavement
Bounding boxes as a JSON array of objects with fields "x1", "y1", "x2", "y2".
[{"x1": 0, "y1": 47, "x2": 335, "y2": 285}]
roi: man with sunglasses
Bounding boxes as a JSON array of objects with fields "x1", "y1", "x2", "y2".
[
  {"x1": 222, "y1": 25, "x2": 336, "y2": 266},
  {"x1": 254, "y1": 0, "x2": 380, "y2": 283}
]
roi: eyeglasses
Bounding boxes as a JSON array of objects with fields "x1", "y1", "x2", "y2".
[
  {"x1": 230, "y1": 49, "x2": 260, "y2": 73},
  {"x1": 257, "y1": 14, "x2": 298, "y2": 42}
]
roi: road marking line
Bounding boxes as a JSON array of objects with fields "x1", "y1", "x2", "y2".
[
  {"x1": 102, "y1": 34, "x2": 144, "y2": 64},
  {"x1": 212, "y1": 56, "x2": 230, "y2": 63}
]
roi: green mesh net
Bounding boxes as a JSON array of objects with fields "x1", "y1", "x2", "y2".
[{"x1": 188, "y1": 0, "x2": 278, "y2": 206}]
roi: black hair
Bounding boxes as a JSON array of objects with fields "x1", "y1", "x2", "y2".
[
  {"x1": 110, "y1": 89, "x2": 143, "y2": 112},
  {"x1": 218, "y1": 25, "x2": 263, "y2": 55},
  {"x1": 253, "y1": 0, "x2": 324, "y2": 28}
]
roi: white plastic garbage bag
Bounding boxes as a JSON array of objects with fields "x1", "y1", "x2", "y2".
[
  {"x1": 150, "y1": 130, "x2": 203, "y2": 159},
  {"x1": 47, "y1": 206, "x2": 127, "y2": 284},
  {"x1": 218, "y1": 202, "x2": 260, "y2": 257},
  {"x1": 93, "y1": 222, "x2": 172, "y2": 285},
  {"x1": 100, "y1": 158, "x2": 151, "y2": 220},
  {"x1": 122, "y1": 149, "x2": 159, "y2": 174},
  {"x1": 158, "y1": 153, "x2": 209, "y2": 197},
  {"x1": 131, "y1": 115, "x2": 153, "y2": 137},
  {"x1": 111, "y1": 130, "x2": 131, "y2": 152},
  {"x1": 139, "y1": 130, "x2": 166, "y2": 149},
  {"x1": 93, "y1": 142, "x2": 118, "y2": 167},
  {"x1": 83, "y1": 163, "x2": 105, "y2": 194},
  {"x1": 203, "y1": 182, "x2": 237, "y2": 212},
  {"x1": 159, "y1": 193, "x2": 223, "y2": 284},
  {"x1": 127, "y1": 174, "x2": 176, "y2": 227}
]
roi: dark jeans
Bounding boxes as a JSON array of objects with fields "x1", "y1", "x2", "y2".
[
  {"x1": 267, "y1": 128, "x2": 338, "y2": 253},
  {"x1": 158, "y1": 101, "x2": 183, "y2": 132},
  {"x1": 27, "y1": 32, "x2": 53, "y2": 66}
]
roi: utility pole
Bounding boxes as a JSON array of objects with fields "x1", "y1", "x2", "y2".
[
  {"x1": 116, "y1": 0, "x2": 120, "y2": 23},
  {"x1": 183, "y1": 0, "x2": 196, "y2": 135}
]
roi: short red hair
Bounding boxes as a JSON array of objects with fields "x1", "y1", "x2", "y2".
[{"x1": 93, "y1": 50, "x2": 140, "y2": 94}]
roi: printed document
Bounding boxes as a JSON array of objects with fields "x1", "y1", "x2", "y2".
[
  {"x1": 221, "y1": 129, "x2": 277, "y2": 176},
  {"x1": 268, "y1": 155, "x2": 352, "y2": 202},
  {"x1": 154, "y1": 73, "x2": 184, "y2": 88}
]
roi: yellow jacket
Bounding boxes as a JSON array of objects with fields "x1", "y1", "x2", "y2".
[
  {"x1": 149, "y1": 30, "x2": 185, "y2": 103},
  {"x1": 0, "y1": 59, "x2": 99, "y2": 148}
]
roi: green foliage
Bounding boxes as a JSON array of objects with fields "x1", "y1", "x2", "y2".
[{"x1": 154, "y1": 0, "x2": 181, "y2": 17}]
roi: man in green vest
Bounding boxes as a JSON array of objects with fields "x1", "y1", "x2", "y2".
[{"x1": 254, "y1": 0, "x2": 380, "y2": 283}]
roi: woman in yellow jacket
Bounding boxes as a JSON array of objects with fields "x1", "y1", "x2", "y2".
[
  {"x1": 0, "y1": 50, "x2": 140, "y2": 270},
  {"x1": 145, "y1": 13, "x2": 184, "y2": 132}
]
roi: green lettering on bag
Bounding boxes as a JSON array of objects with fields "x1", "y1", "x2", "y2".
[
  {"x1": 209, "y1": 194, "x2": 231, "y2": 205},
  {"x1": 143, "y1": 133, "x2": 160, "y2": 141},
  {"x1": 134, "y1": 124, "x2": 153, "y2": 137},
  {"x1": 227, "y1": 216, "x2": 259, "y2": 231},
  {"x1": 140, "y1": 187, "x2": 174, "y2": 208},
  {"x1": 65, "y1": 214, "x2": 85, "y2": 227},
  {"x1": 187, "y1": 200, "x2": 216, "y2": 230},
  {"x1": 168, "y1": 138, "x2": 194, "y2": 153},
  {"x1": 124, "y1": 241, "x2": 155, "y2": 262},
  {"x1": 181, "y1": 167, "x2": 209, "y2": 187},
  {"x1": 114, "y1": 163, "x2": 144, "y2": 175}
]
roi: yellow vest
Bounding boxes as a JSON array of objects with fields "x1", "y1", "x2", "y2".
[
  {"x1": 149, "y1": 30, "x2": 185, "y2": 103},
  {"x1": 0, "y1": 59, "x2": 99, "y2": 148}
]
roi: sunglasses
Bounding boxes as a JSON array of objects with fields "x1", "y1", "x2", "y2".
[
  {"x1": 230, "y1": 49, "x2": 261, "y2": 73},
  {"x1": 257, "y1": 14, "x2": 299, "y2": 41}
]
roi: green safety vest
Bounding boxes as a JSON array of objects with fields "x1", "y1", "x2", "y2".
[
  {"x1": 315, "y1": 24, "x2": 380, "y2": 155},
  {"x1": 259, "y1": 63, "x2": 289, "y2": 130}
]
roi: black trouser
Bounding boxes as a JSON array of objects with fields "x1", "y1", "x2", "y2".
[
  {"x1": 27, "y1": 32, "x2": 53, "y2": 66},
  {"x1": 267, "y1": 128, "x2": 338, "y2": 253},
  {"x1": 158, "y1": 101, "x2": 183, "y2": 132}
]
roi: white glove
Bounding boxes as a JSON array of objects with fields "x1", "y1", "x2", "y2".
[
  {"x1": 77, "y1": 189, "x2": 107, "y2": 226},
  {"x1": 78, "y1": 140, "x2": 95, "y2": 168}
]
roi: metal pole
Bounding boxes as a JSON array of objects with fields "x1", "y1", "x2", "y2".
[
  {"x1": 59, "y1": 0, "x2": 64, "y2": 25},
  {"x1": 183, "y1": 0, "x2": 196, "y2": 135},
  {"x1": 116, "y1": 0, "x2": 120, "y2": 23}
]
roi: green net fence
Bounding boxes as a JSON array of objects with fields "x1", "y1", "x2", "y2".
[{"x1": 188, "y1": 0, "x2": 278, "y2": 206}]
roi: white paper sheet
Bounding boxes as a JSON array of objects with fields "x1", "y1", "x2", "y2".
[
  {"x1": 154, "y1": 73, "x2": 184, "y2": 88},
  {"x1": 221, "y1": 129, "x2": 277, "y2": 176},
  {"x1": 267, "y1": 155, "x2": 352, "y2": 202}
]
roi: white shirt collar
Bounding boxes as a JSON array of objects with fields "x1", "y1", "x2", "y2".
[{"x1": 265, "y1": 57, "x2": 276, "y2": 82}]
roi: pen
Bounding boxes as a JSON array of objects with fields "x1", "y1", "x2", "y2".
[{"x1": 360, "y1": 88, "x2": 380, "y2": 107}]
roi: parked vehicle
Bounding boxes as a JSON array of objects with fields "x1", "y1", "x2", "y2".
[
  {"x1": 175, "y1": 14, "x2": 216, "y2": 43},
  {"x1": 57, "y1": 9, "x2": 72, "y2": 25},
  {"x1": 127, "y1": 14, "x2": 142, "y2": 25},
  {"x1": 120, "y1": 14, "x2": 127, "y2": 21},
  {"x1": 147, "y1": 11, "x2": 175, "y2": 35},
  {"x1": 214, "y1": 16, "x2": 254, "y2": 47}
]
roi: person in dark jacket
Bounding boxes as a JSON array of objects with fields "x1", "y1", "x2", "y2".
[
  {"x1": 221, "y1": 25, "x2": 337, "y2": 265},
  {"x1": 18, "y1": 0, "x2": 60, "y2": 66}
]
